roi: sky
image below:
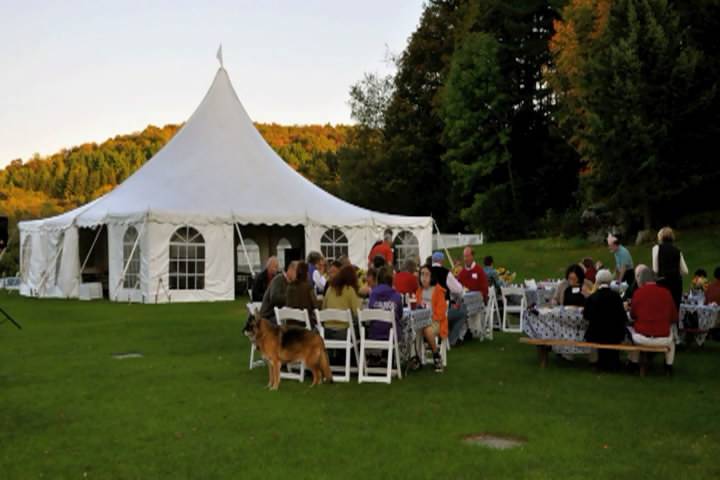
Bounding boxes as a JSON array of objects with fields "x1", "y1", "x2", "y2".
[{"x1": 0, "y1": 0, "x2": 425, "y2": 167}]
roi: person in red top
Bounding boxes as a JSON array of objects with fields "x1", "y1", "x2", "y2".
[
  {"x1": 367, "y1": 229, "x2": 394, "y2": 267},
  {"x1": 394, "y1": 258, "x2": 419, "y2": 295},
  {"x1": 628, "y1": 265, "x2": 677, "y2": 373},
  {"x1": 705, "y1": 266, "x2": 720, "y2": 305},
  {"x1": 456, "y1": 246, "x2": 489, "y2": 302}
]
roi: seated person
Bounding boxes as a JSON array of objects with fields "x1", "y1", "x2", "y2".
[
  {"x1": 285, "y1": 261, "x2": 321, "y2": 327},
  {"x1": 251, "y1": 256, "x2": 278, "y2": 302},
  {"x1": 553, "y1": 264, "x2": 593, "y2": 306},
  {"x1": 705, "y1": 267, "x2": 720, "y2": 305},
  {"x1": 367, "y1": 266, "x2": 403, "y2": 341},
  {"x1": 259, "y1": 261, "x2": 297, "y2": 323},
  {"x1": 483, "y1": 255, "x2": 502, "y2": 294},
  {"x1": 394, "y1": 258, "x2": 419, "y2": 295},
  {"x1": 692, "y1": 268, "x2": 708, "y2": 292},
  {"x1": 628, "y1": 265, "x2": 677, "y2": 374},
  {"x1": 584, "y1": 269, "x2": 628, "y2": 370},
  {"x1": 372, "y1": 254, "x2": 387, "y2": 270},
  {"x1": 416, "y1": 265, "x2": 446, "y2": 372},
  {"x1": 323, "y1": 260, "x2": 343, "y2": 295},
  {"x1": 430, "y1": 251, "x2": 467, "y2": 346},
  {"x1": 582, "y1": 257, "x2": 597, "y2": 284},
  {"x1": 358, "y1": 267, "x2": 377, "y2": 298},
  {"x1": 456, "y1": 246, "x2": 489, "y2": 302},
  {"x1": 322, "y1": 265, "x2": 361, "y2": 340},
  {"x1": 306, "y1": 251, "x2": 327, "y2": 296}
]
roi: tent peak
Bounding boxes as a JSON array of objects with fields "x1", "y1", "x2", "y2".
[{"x1": 216, "y1": 44, "x2": 224, "y2": 68}]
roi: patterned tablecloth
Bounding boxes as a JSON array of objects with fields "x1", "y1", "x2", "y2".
[
  {"x1": 462, "y1": 291, "x2": 487, "y2": 338},
  {"x1": 523, "y1": 306, "x2": 589, "y2": 354},
  {"x1": 399, "y1": 308, "x2": 432, "y2": 363},
  {"x1": 524, "y1": 288, "x2": 555, "y2": 307},
  {"x1": 679, "y1": 303, "x2": 720, "y2": 346}
]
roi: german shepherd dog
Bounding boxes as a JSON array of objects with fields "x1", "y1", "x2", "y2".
[{"x1": 244, "y1": 315, "x2": 333, "y2": 390}]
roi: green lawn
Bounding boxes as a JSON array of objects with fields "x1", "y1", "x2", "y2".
[{"x1": 1, "y1": 290, "x2": 719, "y2": 479}]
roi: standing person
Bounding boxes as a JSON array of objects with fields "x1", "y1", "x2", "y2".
[
  {"x1": 652, "y1": 227, "x2": 688, "y2": 310},
  {"x1": 627, "y1": 265, "x2": 677, "y2": 375},
  {"x1": 430, "y1": 251, "x2": 466, "y2": 346},
  {"x1": 306, "y1": 251, "x2": 327, "y2": 296},
  {"x1": 584, "y1": 269, "x2": 628, "y2": 370},
  {"x1": 251, "y1": 256, "x2": 278, "y2": 302},
  {"x1": 456, "y1": 246, "x2": 489, "y2": 302},
  {"x1": 367, "y1": 266, "x2": 403, "y2": 341},
  {"x1": 367, "y1": 229, "x2": 394, "y2": 267},
  {"x1": 394, "y1": 258, "x2": 419, "y2": 295},
  {"x1": 259, "y1": 261, "x2": 298, "y2": 323},
  {"x1": 285, "y1": 261, "x2": 321, "y2": 327},
  {"x1": 608, "y1": 234, "x2": 635, "y2": 285}
]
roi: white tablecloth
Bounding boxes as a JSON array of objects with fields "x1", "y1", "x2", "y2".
[
  {"x1": 399, "y1": 308, "x2": 432, "y2": 362},
  {"x1": 79, "y1": 282, "x2": 103, "y2": 301},
  {"x1": 462, "y1": 292, "x2": 487, "y2": 338}
]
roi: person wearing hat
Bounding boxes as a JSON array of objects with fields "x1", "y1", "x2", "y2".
[
  {"x1": 583, "y1": 269, "x2": 629, "y2": 370},
  {"x1": 430, "y1": 251, "x2": 466, "y2": 345},
  {"x1": 367, "y1": 229, "x2": 394, "y2": 267}
]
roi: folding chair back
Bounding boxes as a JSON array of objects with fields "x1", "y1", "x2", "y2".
[
  {"x1": 315, "y1": 309, "x2": 358, "y2": 382},
  {"x1": 356, "y1": 308, "x2": 402, "y2": 384},
  {"x1": 501, "y1": 286, "x2": 527, "y2": 333},
  {"x1": 246, "y1": 302, "x2": 264, "y2": 369},
  {"x1": 274, "y1": 307, "x2": 312, "y2": 382}
]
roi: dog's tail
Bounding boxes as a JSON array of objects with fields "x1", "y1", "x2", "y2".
[{"x1": 320, "y1": 349, "x2": 333, "y2": 384}]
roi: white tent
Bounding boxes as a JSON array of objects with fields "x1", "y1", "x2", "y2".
[{"x1": 18, "y1": 66, "x2": 432, "y2": 302}]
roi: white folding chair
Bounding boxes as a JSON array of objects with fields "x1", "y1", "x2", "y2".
[
  {"x1": 356, "y1": 309, "x2": 402, "y2": 384},
  {"x1": 501, "y1": 286, "x2": 527, "y2": 333},
  {"x1": 246, "y1": 302, "x2": 264, "y2": 369},
  {"x1": 420, "y1": 335, "x2": 448, "y2": 367},
  {"x1": 274, "y1": 307, "x2": 312, "y2": 382},
  {"x1": 524, "y1": 279, "x2": 538, "y2": 290},
  {"x1": 485, "y1": 289, "x2": 500, "y2": 338},
  {"x1": 315, "y1": 308, "x2": 358, "y2": 382}
]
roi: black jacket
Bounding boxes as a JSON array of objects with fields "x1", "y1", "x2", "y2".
[
  {"x1": 252, "y1": 269, "x2": 274, "y2": 302},
  {"x1": 584, "y1": 287, "x2": 628, "y2": 344}
]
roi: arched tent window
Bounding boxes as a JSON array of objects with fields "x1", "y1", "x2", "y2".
[
  {"x1": 320, "y1": 228, "x2": 348, "y2": 262},
  {"x1": 276, "y1": 238, "x2": 292, "y2": 269},
  {"x1": 169, "y1": 226, "x2": 205, "y2": 290},
  {"x1": 123, "y1": 226, "x2": 141, "y2": 289},
  {"x1": 237, "y1": 239, "x2": 261, "y2": 275},
  {"x1": 393, "y1": 230, "x2": 419, "y2": 269},
  {"x1": 20, "y1": 235, "x2": 32, "y2": 281}
]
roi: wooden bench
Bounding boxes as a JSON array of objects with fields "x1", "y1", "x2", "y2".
[{"x1": 519, "y1": 337, "x2": 671, "y2": 376}]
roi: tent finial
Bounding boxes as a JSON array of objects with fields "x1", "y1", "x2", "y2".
[{"x1": 216, "y1": 44, "x2": 224, "y2": 68}]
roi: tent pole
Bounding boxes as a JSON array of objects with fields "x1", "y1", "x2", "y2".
[
  {"x1": 234, "y1": 223, "x2": 255, "y2": 278},
  {"x1": 432, "y1": 218, "x2": 454, "y2": 266},
  {"x1": 113, "y1": 218, "x2": 147, "y2": 301}
]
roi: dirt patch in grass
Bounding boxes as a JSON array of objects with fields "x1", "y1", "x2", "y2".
[{"x1": 462, "y1": 433, "x2": 527, "y2": 450}]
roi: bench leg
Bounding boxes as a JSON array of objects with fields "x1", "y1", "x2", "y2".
[
  {"x1": 537, "y1": 346, "x2": 549, "y2": 368},
  {"x1": 639, "y1": 352, "x2": 648, "y2": 377}
]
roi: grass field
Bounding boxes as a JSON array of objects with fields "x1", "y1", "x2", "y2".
[{"x1": 2, "y1": 227, "x2": 720, "y2": 479}]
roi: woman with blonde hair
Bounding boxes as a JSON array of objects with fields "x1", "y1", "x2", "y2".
[{"x1": 652, "y1": 227, "x2": 688, "y2": 310}]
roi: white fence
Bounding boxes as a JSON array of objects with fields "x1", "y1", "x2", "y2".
[
  {"x1": 0, "y1": 277, "x2": 21, "y2": 290},
  {"x1": 433, "y1": 233, "x2": 484, "y2": 250}
]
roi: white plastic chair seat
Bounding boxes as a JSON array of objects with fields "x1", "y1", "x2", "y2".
[
  {"x1": 275, "y1": 307, "x2": 312, "y2": 382},
  {"x1": 316, "y1": 308, "x2": 358, "y2": 382},
  {"x1": 420, "y1": 336, "x2": 448, "y2": 367},
  {"x1": 356, "y1": 308, "x2": 402, "y2": 384},
  {"x1": 501, "y1": 286, "x2": 527, "y2": 333}
]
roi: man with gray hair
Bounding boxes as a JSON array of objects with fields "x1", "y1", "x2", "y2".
[
  {"x1": 251, "y1": 256, "x2": 278, "y2": 302},
  {"x1": 627, "y1": 264, "x2": 678, "y2": 374},
  {"x1": 584, "y1": 269, "x2": 628, "y2": 370}
]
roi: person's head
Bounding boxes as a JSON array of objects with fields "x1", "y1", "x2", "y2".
[
  {"x1": 582, "y1": 257, "x2": 594, "y2": 270},
  {"x1": 420, "y1": 265, "x2": 432, "y2": 289},
  {"x1": 285, "y1": 260, "x2": 298, "y2": 282},
  {"x1": 376, "y1": 265, "x2": 394, "y2": 287},
  {"x1": 714, "y1": 267, "x2": 720, "y2": 281},
  {"x1": 635, "y1": 264, "x2": 655, "y2": 286},
  {"x1": 372, "y1": 255, "x2": 386, "y2": 269},
  {"x1": 366, "y1": 267, "x2": 377, "y2": 288},
  {"x1": 306, "y1": 251, "x2": 323, "y2": 266},
  {"x1": 266, "y1": 256, "x2": 279, "y2": 275},
  {"x1": 337, "y1": 255, "x2": 352, "y2": 268},
  {"x1": 607, "y1": 233, "x2": 620, "y2": 252},
  {"x1": 383, "y1": 229, "x2": 393, "y2": 245},
  {"x1": 294, "y1": 261, "x2": 309, "y2": 284},
  {"x1": 595, "y1": 269, "x2": 613, "y2": 287},
  {"x1": 565, "y1": 264, "x2": 585, "y2": 287},
  {"x1": 694, "y1": 268, "x2": 707, "y2": 279},
  {"x1": 483, "y1": 255, "x2": 494, "y2": 267},
  {"x1": 657, "y1": 226, "x2": 675, "y2": 244},
  {"x1": 331, "y1": 265, "x2": 358, "y2": 295},
  {"x1": 402, "y1": 258, "x2": 417, "y2": 274},
  {"x1": 328, "y1": 260, "x2": 342, "y2": 280},
  {"x1": 431, "y1": 251, "x2": 444, "y2": 266},
  {"x1": 463, "y1": 246, "x2": 474, "y2": 267},
  {"x1": 425, "y1": 256, "x2": 433, "y2": 267}
]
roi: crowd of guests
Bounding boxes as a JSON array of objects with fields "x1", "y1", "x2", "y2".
[
  {"x1": 250, "y1": 231, "x2": 497, "y2": 373},
  {"x1": 545, "y1": 226, "x2": 719, "y2": 374}
]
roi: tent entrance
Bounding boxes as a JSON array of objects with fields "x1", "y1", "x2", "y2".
[
  {"x1": 79, "y1": 226, "x2": 109, "y2": 298},
  {"x1": 233, "y1": 224, "x2": 305, "y2": 298}
]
